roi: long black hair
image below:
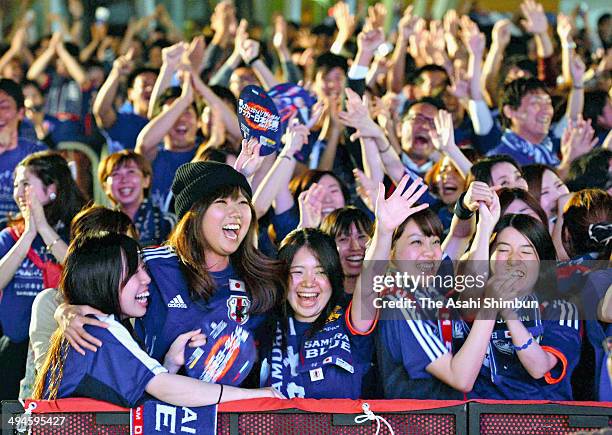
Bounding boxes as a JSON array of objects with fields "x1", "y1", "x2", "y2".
[
  {"x1": 33, "y1": 233, "x2": 142, "y2": 400},
  {"x1": 17, "y1": 151, "x2": 86, "y2": 228},
  {"x1": 278, "y1": 228, "x2": 345, "y2": 339}
]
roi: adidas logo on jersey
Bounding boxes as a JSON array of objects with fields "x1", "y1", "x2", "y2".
[{"x1": 167, "y1": 295, "x2": 188, "y2": 309}]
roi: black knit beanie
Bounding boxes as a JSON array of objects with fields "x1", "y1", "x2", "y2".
[{"x1": 172, "y1": 161, "x2": 252, "y2": 220}]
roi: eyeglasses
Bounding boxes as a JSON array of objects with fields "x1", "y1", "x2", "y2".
[{"x1": 404, "y1": 114, "x2": 435, "y2": 127}]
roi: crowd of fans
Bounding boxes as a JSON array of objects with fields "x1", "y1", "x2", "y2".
[{"x1": 0, "y1": 0, "x2": 610, "y2": 408}]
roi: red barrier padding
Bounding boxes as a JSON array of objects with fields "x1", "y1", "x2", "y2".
[{"x1": 24, "y1": 398, "x2": 612, "y2": 414}]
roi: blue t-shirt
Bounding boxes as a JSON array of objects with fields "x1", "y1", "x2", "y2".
[
  {"x1": 103, "y1": 113, "x2": 149, "y2": 153},
  {"x1": 45, "y1": 314, "x2": 167, "y2": 408},
  {"x1": 470, "y1": 297, "x2": 581, "y2": 400},
  {"x1": 0, "y1": 229, "x2": 61, "y2": 342},
  {"x1": 376, "y1": 285, "x2": 468, "y2": 400},
  {"x1": 0, "y1": 139, "x2": 47, "y2": 228},
  {"x1": 19, "y1": 116, "x2": 62, "y2": 145},
  {"x1": 260, "y1": 305, "x2": 374, "y2": 399},
  {"x1": 133, "y1": 199, "x2": 176, "y2": 247},
  {"x1": 139, "y1": 246, "x2": 266, "y2": 386},
  {"x1": 150, "y1": 147, "x2": 197, "y2": 213}
]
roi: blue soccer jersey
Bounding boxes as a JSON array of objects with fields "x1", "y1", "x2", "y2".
[
  {"x1": 139, "y1": 246, "x2": 265, "y2": 386},
  {"x1": 470, "y1": 298, "x2": 581, "y2": 400},
  {"x1": 260, "y1": 303, "x2": 375, "y2": 399},
  {"x1": 45, "y1": 314, "x2": 167, "y2": 408},
  {"x1": 376, "y1": 286, "x2": 468, "y2": 400}
]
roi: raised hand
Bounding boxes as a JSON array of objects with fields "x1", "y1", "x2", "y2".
[
  {"x1": 298, "y1": 183, "x2": 326, "y2": 229},
  {"x1": 332, "y1": 1, "x2": 356, "y2": 43},
  {"x1": 354, "y1": 168, "x2": 378, "y2": 212},
  {"x1": 367, "y1": 3, "x2": 388, "y2": 29},
  {"x1": 478, "y1": 190, "x2": 501, "y2": 232},
  {"x1": 112, "y1": 50, "x2": 133, "y2": 76},
  {"x1": 273, "y1": 15, "x2": 288, "y2": 50},
  {"x1": 337, "y1": 88, "x2": 382, "y2": 140},
  {"x1": 281, "y1": 118, "x2": 309, "y2": 158},
  {"x1": 180, "y1": 72, "x2": 194, "y2": 103},
  {"x1": 398, "y1": 5, "x2": 419, "y2": 41},
  {"x1": 461, "y1": 16, "x2": 485, "y2": 56},
  {"x1": 520, "y1": 0, "x2": 549, "y2": 34},
  {"x1": 463, "y1": 181, "x2": 494, "y2": 212},
  {"x1": 357, "y1": 27, "x2": 385, "y2": 55},
  {"x1": 186, "y1": 36, "x2": 206, "y2": 72},
  {"x1": 448, "y1": 68, "x2": 470, "y2": 101},
  {"x1": 492, "y1": 19, "x2": 512, "y2": 47},
  {"x1": 234, "y1": 137, "x2": 264, "y2": 178},
  {"x1": 375, "y1": 175, "x2": 429, "y2": 235},
  {"x1": 569, "y1": 53, "x2": 585, "y2": 85},
  {"x1": 233, "y1": 19, "x2": 249, "y2": 55},
  {"x1": 240, "y1": 39, "x2": 260, "y2": 64},
  {"x1": 561, "y1": 115, "x2": 598, "y2": 162},
  {"x1": 556, "y1": 13, "x2": 574, "y2": 44},
  {"x1": 162, "y1": 42, "x2": 187, "y2": 70},
  {"x1": 431, "y1": 110, "x2": 457, "y2": 153}
]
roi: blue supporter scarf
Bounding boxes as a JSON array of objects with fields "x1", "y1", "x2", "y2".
[{"x1": 131, "y1": 400, "x2": 217, "y2": 435}]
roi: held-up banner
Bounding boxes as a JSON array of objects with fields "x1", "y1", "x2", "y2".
[
  {"x1": 237, "y1": 85, "x2": 282, "y2": 156},
  {"x1": 131, "y1": 399, "x2": 217, "y2": 434}
]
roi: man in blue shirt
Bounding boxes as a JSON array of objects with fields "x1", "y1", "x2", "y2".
[
  {"x1": 136, "y1": 83, "x2": 200, "y2": 213},
  {"x1": 93, "y1": 51, "x2": 158, "y2": 153},
  {"x1": 0, "y1": 79, "x2": 46, "y2": 228}
]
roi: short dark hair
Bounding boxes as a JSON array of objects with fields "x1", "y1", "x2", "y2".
[
  {"x1": 467, "y1": 155, "x2": 523, "y2": 186},
  {"x1": 278, "y1": 228, "x2": 345, "y2": 337},
  {"x1": 566, "y1": 148, "x2": 612, "y2": 192},
  {"x1": 582, "y1": 91, "x2": 609, "y2": 129},
  {"x1": 153, "y1": 86, "x2": 201, "y2": 117},
  {"x1": 61, "y1": 233, "x2": 141, "y2": 317},
  {"x1": 401, "y1": 96, "x2": 445, "y2": 121},
  {"x1": 0, "y1": 78, "x2": 24, "y2": 109},
  {"x1": 314, "y1": 52, "x2": 348, "y2": 75},
  {"x1": 127, "y1": 67, "x2": 159, "y2": 90},
  {"x1": 499, "y1": 77, "x2": 549, "y2": 128},
  {"x1": 320, "y1": 206, "x2": 374, "y2": 240},
  {"x1": 415, "y1": 64, "x2": 450, "y2": 85}
]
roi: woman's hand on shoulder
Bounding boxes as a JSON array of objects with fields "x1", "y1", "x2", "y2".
[{"x1": 54, "y1": 303, "x2": 109, "y2": 355}]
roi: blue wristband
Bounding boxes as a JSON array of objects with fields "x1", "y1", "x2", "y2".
[{"x1": 514, "y1": 337, "x2": 533, "y2": 351}]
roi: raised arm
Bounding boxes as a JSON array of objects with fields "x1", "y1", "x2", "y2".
[
  {"x1": 252, "y1": 121, "x2": 309, "y2": 218},
  {"x1": 352, "y1": 175, "x2": 429, "y2": 332},
  {"x1": 330, "y1": 1, "x2": 356, "y2": 55},
  {"x1": 481, "y1": 19, "x2": 511, "y2": 108},
  {"x1": 520, "y1": 0, "x2": 553, "y2": 59},
  {"x1": 430, "y1": 110, "x2": 472, "y2": 178},
  {"x1": 27, "y1": 32, "x2": 61, "y2": 86},
  {"x1": 147, "y1": 42, "x2": 186, "y2": 119},
  {"x1": 240, "y1": 39, "x2": 279, "y2": 91},
  {"x1": 93, "y1": 51, "x2": 133, "y2": 129},
  {"x1": 56, "y1": 36, "x2": 89, "y2": 87},
  {"x1": 136, "y1": 74, "x2": 194, "y2": 162},
  {"x1": 191, "y1": 69, "x2": 241, "y2": 141},
  {"x1": 388, "y1": 6, "x2": 418, "y2": 93}
]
